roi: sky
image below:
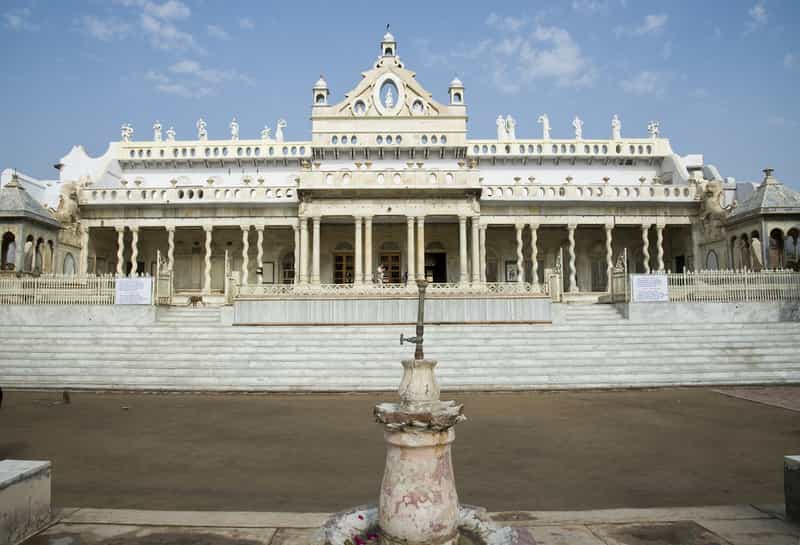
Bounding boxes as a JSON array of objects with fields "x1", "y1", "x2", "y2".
[{"x1": 1, "y1": 0, "x2": 799, "y2": 188}]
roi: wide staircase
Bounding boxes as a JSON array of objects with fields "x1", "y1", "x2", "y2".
[{"x1": 1, "y1": 306, "x2": 798, "y2": 391}]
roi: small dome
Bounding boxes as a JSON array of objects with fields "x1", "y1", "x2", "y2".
[
  {"x1": 314, "y1": 75, "x2": 328, "y2": 88},
  {"x1": 383, "y1": 31, "x2": 395, "y2": 42},
  {"x1": 449, "y1": 77, "x2": 463, "y2": 87}
]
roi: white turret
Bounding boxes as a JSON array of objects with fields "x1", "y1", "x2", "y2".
[
  {"x1": 448, "y1": 76, "x2": 464, "y2": 105},
  {"x1": 380, "y1": 25, "x2": 397, "y2": 57},
  {"x1": 313, "y1": 75, "x2": 329, "y2": 106}
]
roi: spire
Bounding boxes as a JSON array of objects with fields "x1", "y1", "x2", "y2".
[{"x1": 381, "y1": 25, "x2": 397, "y2": 57}]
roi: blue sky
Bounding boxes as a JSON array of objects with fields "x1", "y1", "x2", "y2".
[{"x1": 1, "y1": 0, "x2": 799, "y2": 188}]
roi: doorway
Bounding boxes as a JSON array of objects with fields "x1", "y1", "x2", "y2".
[
  {"x1": 378, "y1": 253, "x2": 401, "y2": 283},
  {"x1": 424, "y1": 252, "x2": 447, "y2": 283},
  {"x1": 333, "y1": 253, "x2": 354, "y2": 284}
]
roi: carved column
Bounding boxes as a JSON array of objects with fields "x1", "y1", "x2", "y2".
[
  {"x1": 459, "y1": 216, "x2": 468, "y2": 284},
  {"x1": 406, "y1": 216, "x2": 415, "y2": 281},
  {"x1": 256, "y1": 225, "x2": 265, "y2": 284},
  {"x1": 299, "y1": 219, "x2": 309, "y2": 284},
  {"x1": 529, "y1": 223, "x2": 539, "y2": 287},
  {"x1": 166, "y1": 226, "x2": 175, "y2": 272},
  {"x1": 568, "y1": 224, "x2": 577, "y2": 292},
  {"x1": 129, "y1": 226, "x2": 139, "y2": 277},
  {"x1": 293, "y1": 222, "x2": 300, "y2": 284},
  {"x1": 642, "y1": 224, "x2": 651, "y2": 274},
  {"x1": 203, "y1": 225, "x2": 213, "y2": 294},
  {"x1": 312, "y1": 216, "x2": 321, "y2": 284},
  {"x1": 241, "y1": 225, "x2": 250, "y2": 286},
  {"x1": 605, "y1": 224, "x2": 613, "y2": 291},
  {"x1": 116, "y1": 227, "x2": 125, "y2": 276},
  {"x1": 479, "y1": 225, "x2": 487, "y2": 283},
  {"x1": 470, "y1": 216, "x2": 480, "y2": 283},
  {"x1": 515, "y1": 223, "x2": 524, "y2": 283},
  {"x1": 364, "y1": 216, "x2": 373, "y2": 284},
  {"x1": 354, "y1": 216, "x2": 363, "y2": 285},
  {"x1": 656, "y1": 223, "x2": 665, "y2": 272},
  {"x1": 79, "y1": 225, "x2": 90, "y2": 275},
  {"x1": 416, "y1": 217, "x2": 425, "y2": 281}
]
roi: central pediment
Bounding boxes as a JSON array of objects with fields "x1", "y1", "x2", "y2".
[{"x1": 310, "y1": 32, "x2": 467, "y2": 148}]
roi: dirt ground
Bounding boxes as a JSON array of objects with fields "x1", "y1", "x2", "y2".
[{"x1": 1, "y1": 388, "x2": 798, "y2": 512}]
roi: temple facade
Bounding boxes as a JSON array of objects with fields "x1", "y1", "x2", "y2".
[{"x1": 2, "y1": 31, "x2": 799, "y2": 304}]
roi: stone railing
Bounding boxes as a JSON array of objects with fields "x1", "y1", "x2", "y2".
[
  {"x1": 482, "y1": 182, "x2": 697, "y2": 203},
  {"x1": 79, "y1": 183, "x2": 298, "y2": 206},
  {"x1": 0, "y1": 274, "x2": 120, "y2": 305},
  {"x1": 234, "y1": 281, "x2": 542, "y2": 300},
  {"x1": 468, "y1": 138, "x2": 671, "y2": 159},
  {"x1": 119, "y1": 139, "x2": 312, "y2": 164},
  {"x1": 665, "y1": 269, "x2": 800, "y2": 303},
  {"x1": 299, "y1": 169, "x2": 479, "y2": 191}
]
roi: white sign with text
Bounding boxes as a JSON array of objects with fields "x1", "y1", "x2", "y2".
[
  {"x1": 630, "y1": 274, "x2": 669, "y2": 303},
  {"x1": 115, "y1": 277, "x2": 153, "y2": 305}
]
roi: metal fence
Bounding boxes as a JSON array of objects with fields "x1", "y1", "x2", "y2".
[{"x1": 665, "y1": 269, "x2": 800, "y2": 302}]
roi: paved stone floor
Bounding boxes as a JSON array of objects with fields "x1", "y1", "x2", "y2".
[
  {"x1": 0, "y1": 387, "x2": 798, "y2": 512},
  {"x1": 22, "y1": 506, "x2": 800, "y2": 545}
]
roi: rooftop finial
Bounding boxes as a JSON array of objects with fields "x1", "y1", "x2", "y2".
[
  {"x1": 763, "y1": 167, "x2": 774, "y2": 179},
  {"x1": 386, "y1": 23, "x2": 390, "y2": 32}
]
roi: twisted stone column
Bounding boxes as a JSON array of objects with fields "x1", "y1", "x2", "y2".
[
  {"x1": 568, "y1": 224, "x2": 577, "y2": 292},
  {"x1": 459, "y1": 216, "x2": 468, "y2": 285},
  {"x1": 256, "y1": 226, "x2": 265, "y2": 284},
  {"x1": 529, "y1": 223, "x2": 539, "y2": 287},
  {"x1": 203, "y1": 225, "x2": 213, "y2": 294},
  {"x1": 241, "y1": 225, "x2": 250, "y2": 286},
  {"x1": 642, "y1": 224, "x2": 651, "y2": 274},
  {"x1": 605, "y1": 224, "x2": 613, "y2": 291},
  {"x1": 406, "y1": 217, "x2": 415, "y2": 281},
  {"x1": 656, "y1": 224, "x2": 665, "y2": 272},
  {"x1": 129, "y1": 227, "x2": 139, "y2": 277},
  {"x1": 470, "y1": 216, "x2": 480, "y2": 283},
  {"x1": 515, "y1": 223, "x2": 524, "y2": 283},
  {"x1": 166, "y1": 226, "x2": 175, "y2": 272},
  {"x1": 116, "y1": 227, "x2": 125, "y2": 276}
]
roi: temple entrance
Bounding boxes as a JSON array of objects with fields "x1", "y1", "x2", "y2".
[
  {"x1": 424, "y1": 252, "x2": 447, "y2": 283},
  {"x1": 333, "y1": 253, "x2": 354, "y2": 284},
  {"x1": 379, "y1": 253, "x2": 401, "y2": 283}
]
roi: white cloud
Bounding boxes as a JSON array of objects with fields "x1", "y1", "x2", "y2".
[
  {"x1": 486, "y1": 12, "x2": 528, "y2": 32},
  {"x1": 620, "y1": 71, "x2": 671, "y2": 96},
  {"x1": 3, "y1": 7, "x2": 39, "y2": 31},
  {"x1": 615, "y1": 13, "x2": 668, "y2": 37},
  {"x1": 78, "y1": 15, "x2": 131, "y2": 40},
  {"x1": 140, "y1": 13, "x2": 202, "y2": 52},
  {"x1": 166, "y1": 59, "x2": 254, "y2": 86},
  {"x1": 207, "y1": 24, "x2": 230, "y2": 40},
  {"x1": 144, "y1": 0, "x2": 190, "y2": 20},
  {"x1": 571, "y1": 0, "x2": 608, "y2": 14},
  {"x1": 784, "y1": 53, "x2": 796, "y2": 69},
  {"x1": 239, "y1": 17, "x2": 255, "y2": 30},
  {"x1": 745, "y1": 2, "x2": 767, "y2": 34}
]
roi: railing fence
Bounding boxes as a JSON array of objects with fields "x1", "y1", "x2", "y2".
[
  {"x1": 0, "y1": 273, "x2": 154, "y2": 305},
  {"x1": 665, "y1": 269, "x2": 800, "y2": 302}
]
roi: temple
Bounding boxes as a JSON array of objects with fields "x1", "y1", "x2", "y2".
[{"x1": 2, "y1": 31, "x2": 799, "y2": 306}]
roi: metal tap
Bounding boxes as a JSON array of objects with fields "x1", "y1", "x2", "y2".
[{"x1": 400, "y1": 279, "x2": 427, "y2": 360}]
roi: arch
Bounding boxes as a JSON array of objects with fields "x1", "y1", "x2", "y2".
[
  {"x1": 23, "y1": 234, "x2": 34, "y2": 272},
  {"x1": 43, "y1": 240, "x2": 54, "y2": 273},
  {"x1": 769, "y1": 228, "x2": 785, "y2": 268},
  {"x1": 786, "y1": 227, "x2": 799, "y2": 269},
  {"x1": 705, "y1": 250, "x2": 719, "y2": 271},
  {"x1": 34, "y1": 237, "x2": 45, "y2": 273},
  {"x1": 63, "y1": 252, "x2": 76, "y2": 275},
  {"x1": 1, "y1": 231, "x2": 16, "y2": 270}
]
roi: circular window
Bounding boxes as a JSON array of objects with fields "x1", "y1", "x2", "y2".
[
  {"x1": 395, "y1": 135, "x2": 401, "y2": 144},
  {"x1": 421, "y1": 135, "x2": 428, "y2": 144},
  {"x1": 255, "y1": 147, "x2": 261, "y2": 156},
  {"x1": 331, "y1": 136, "x2": 338, "y2": 145},
  {"x1": 440, "y1": 135, "x2": 447, "y2": 145},
  {"x1": 341, "y1": 136, "x2": 348, "y2": 145},
  {"x1": 376, "y1": 135, "x2": 384, "y2": 145},
  {"x1": 490, "y1": 144, "x2": 496, "y2": 153},
  {"x1": 473, "y1": 145, "x2": 479, "y2": 153},
  {"x1": 386, "y1": 135, "x2": 393, "y2": 144},
  {"x1": 431, "y1": 135, "x2": 438, "y2": 144},
  {"x1": 353, "y1": 100, "x2": 366, "y2": 115},
  {"x1": 351, "y1": 136, "x2": 358, "y2": 145}
]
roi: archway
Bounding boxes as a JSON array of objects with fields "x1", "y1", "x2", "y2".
[
  {"x1": 1, "y1": 232, "x2": 16, "y2": 270},
  {"x1": 705, "y1": 250, "x2": 719, "y2": 271},
  {"x1": 786, "y1": 228, "x2": 799, "y2": 270},
  {"x1": 63, "y1": 253, "x2": 76, "y2": 275},
  {"x1": 769, "y1": 228, "x2": 784, "y2": 269},
  {"x1": 23, "y1": 235, "x2": 34, "y2": 272}
]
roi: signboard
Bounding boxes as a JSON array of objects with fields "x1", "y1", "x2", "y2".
[
  {"x1": 630, "y1": 274, "x2": 669, "y2": 303},
  {"x1": 115, "y1": 277, "x2": 153, "y2": 305}
]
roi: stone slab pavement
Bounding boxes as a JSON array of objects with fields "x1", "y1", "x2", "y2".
[{"x1": 21, "y1": 505, "x2": 800, "y2": 545}]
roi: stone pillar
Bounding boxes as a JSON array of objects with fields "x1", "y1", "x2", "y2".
[
  {"x1": 241, "y1": 225, "x2": 250, "y2": 286},
  {"x1": 416, "y1": 217, "x2": 425, "y2": 281},
  {"x1": 642, "y1": 224, "x2": 651, "y2": 274},
  {"x1": 293, "y1": 222, "x2": 300, "y2": 284},
  {"x1": 470, "y1": 216, "x2": 480, "y2": 283},
  {"x1": 116, "y1": 227, "x2": 125, "y2": 276},
  {"x1": 568, "y1": 223, "x2": 577, "y2": 292},
  {"x1": 515, "y1": 223, "x2": 524, "y2": 283},
  {"x1": 166, "y1": 226, "x2": 175, "y2": 272},
  {"x1": 129, "y1": 226, "x2": 139, "y2": 277},
  {"x1": 79, "y1": 225, "x2": 90, "y2": 275},
  {"x1": 256, "y1": 225, "x2": 265, "y2": 284},
  {"x1": 605, "y1": 224, "x2": 613, "y2": 291},
  {"x1": 458, "y1": 216, "x2": 468, "y2": 284},
  {"x1": 479, "y1": 225, "x2": 487, "y2": 283},
  {"x1": 656, "y1": 223, "x2": 665, "y2": 272},
  {"x1": 354, "y1": 216, "x2": 363, "y2": 285},
  {"x1": 312, "y1": 216, "x2": 321, "y2": 284},
  {"x1": 299, "y1": 219, "x2": 309, "y2": 284},
  {"x1": 406, "y1": 216, "x2": 415, "y2": 281},
  {"x1": 203, "y1": 225, "x2": 213, "y2": 294},
  {"x1": 529, "y1": 223, "x2": 539, "y2": 287},
  {"x1": 364, "y1": 216, "x2": 373, "y2": 284}
]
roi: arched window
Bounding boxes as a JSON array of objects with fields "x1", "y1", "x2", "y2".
[
  {"x1": 23, "y1": 235, "x2": 34, "y2": 272},
  {"x1": 705, "y1": 250, "x2": 719, "y2": 271},
  {"x1": 63, "y1": 253, "x2": 76, "y2": 275},
  {"x1": 1, "y1": 232, "x2": 15, "y2": 270}
]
